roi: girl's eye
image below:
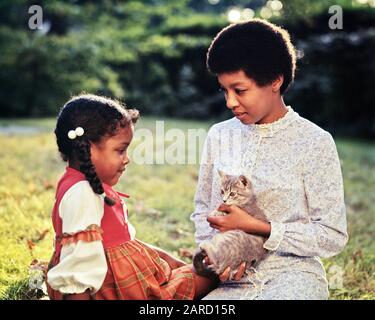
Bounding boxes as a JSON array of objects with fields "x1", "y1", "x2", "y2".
[{"x1": 229, "y1": 192, "x2": 235, "y2": 197}]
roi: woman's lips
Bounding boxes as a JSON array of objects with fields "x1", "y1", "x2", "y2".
[{"x1": 234, "y1": 112, "x2": 248, "y2": 120}]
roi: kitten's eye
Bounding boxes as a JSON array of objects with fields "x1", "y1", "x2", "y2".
[
  {"x1": 229, "y1": 192, "x2": 235, "y2": 197},
  {"x1": 220, "y1": 190, "x2": 224, "y2": 195}
]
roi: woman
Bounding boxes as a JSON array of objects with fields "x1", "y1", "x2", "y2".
[{"x1": 190, "y1": 19, "x2": 348, "y2": 300}]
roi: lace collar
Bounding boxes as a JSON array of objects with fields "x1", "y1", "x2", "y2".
[{"x1": 246, "y1": 106, "x2": 299, "y2": 137}]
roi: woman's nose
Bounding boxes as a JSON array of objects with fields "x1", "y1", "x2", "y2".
[{"x1": 226, "y1": 92, "x2": 239, "y2": 110}]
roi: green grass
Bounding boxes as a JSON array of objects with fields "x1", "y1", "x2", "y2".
[{"x1": 0, "y1": 117, "x2": 374, "y2": 300}]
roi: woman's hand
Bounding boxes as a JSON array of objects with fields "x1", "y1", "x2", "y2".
[
  {"x1": 207, "y1": 204, "x2": 271, "y2": 237},
  {"x1": 203, "y1": 257, "x2": 247, "y2": 282}
]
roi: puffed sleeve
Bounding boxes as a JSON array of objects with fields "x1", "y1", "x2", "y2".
[
  {"x1": 47, "y1": 181, "x2": 107, "y2": 295},
  {"x1": 263, "y1": 132, "x2": 349, "y2": 258},
  {"x1": 190, "y1": 127, "x2": 217, "y2": 244}
]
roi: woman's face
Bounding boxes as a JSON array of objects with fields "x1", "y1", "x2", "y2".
[{"x1": 217, "y1": 70, "x2": 284, "y2": 125}]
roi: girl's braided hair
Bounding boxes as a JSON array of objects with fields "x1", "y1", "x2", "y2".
[{"x1": 55, "y1": 94, "x2": 139, "y2": 206}]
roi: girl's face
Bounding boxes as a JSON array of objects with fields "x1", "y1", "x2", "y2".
[
  {"x1": 90, "y1": 125, "x2": 133, "y2": 186},
  {"x1": 217, "y1": 70, "x2": 284, "y2": 125}
]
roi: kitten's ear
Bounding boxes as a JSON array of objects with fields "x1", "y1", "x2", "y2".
[
  {"x1": 217, "y1": 169, "x2": 226, "y2": 180},
  {"x1": 239, "y1": 175, "x2": 251, "y2": 188}
]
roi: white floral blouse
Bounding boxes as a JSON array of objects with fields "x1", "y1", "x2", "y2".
[{"x1": 190, "y1": 106, "x2": 348, "y2": 300}]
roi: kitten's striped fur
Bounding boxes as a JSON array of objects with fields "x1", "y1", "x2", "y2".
[{"x1": 193, "y1": 170, "x2": 268, "y2": 279}]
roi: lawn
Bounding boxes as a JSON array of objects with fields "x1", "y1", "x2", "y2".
[{"x1": 0, "y1": 117, "x2": 373, "y2": 300}]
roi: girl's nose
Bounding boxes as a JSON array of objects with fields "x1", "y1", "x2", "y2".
[
  {"x1": 123, "y1": 155, "x2": 130, "y2": 166},
  {"x1": 226, "y1": 92, "x2": 239, "y2": 110}
]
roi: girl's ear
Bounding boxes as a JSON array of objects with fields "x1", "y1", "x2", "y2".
[{"x1": 89, "y1": 140, "x2": 99, "y2": 162}]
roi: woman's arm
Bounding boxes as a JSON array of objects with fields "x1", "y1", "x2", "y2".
[
  {"x1": 208, "y1": 132, "x2": 348, "y2": 259},
  {"x1": 207, "y1": 204, "x2": 271, "y2": 237},
  {"x1": 262, "y1": 132, "x2": 348, "y2": 258},
  {"x1": 190, "y1": 128, "x2": 216, "y2": 244}
]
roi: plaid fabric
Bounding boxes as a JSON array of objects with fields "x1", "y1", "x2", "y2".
[
  {"x1": 94, "y1": 240, "x2": 195, "y2": 300},
  {"x1": 47, "y1": 239, "x2": 195, "y2": 300}
]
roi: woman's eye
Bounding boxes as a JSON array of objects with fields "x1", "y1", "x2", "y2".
[{"x1": 235, "y1": 89, "x2": 247, "y2": 95}]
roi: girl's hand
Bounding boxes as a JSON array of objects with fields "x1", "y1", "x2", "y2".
[{"x1": 207, "y1": 204, "x2": 271, "y2": 236}]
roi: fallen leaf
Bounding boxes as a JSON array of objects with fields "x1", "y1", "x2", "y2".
[
  {"x1": 33, "y1": 229, "x2": 49, "y2": 242},
  {"x1": 27, "y1": 240, "x2": 36, "y2": 251}
]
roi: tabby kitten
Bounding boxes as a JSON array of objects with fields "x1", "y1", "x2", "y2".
[{"x1": 193, "y1": 170, "x2": 268, "y2": 279}]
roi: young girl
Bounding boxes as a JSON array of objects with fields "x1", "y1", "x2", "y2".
[
  {"x1": 190, "y1": 19, "x2": 348, "y2": 299},
  {"x1": 46, "y1": 94, "x2": 216, "y2": 300}
]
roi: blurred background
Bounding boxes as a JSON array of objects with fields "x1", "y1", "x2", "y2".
[
  {"x1": 0, "y1": 0, "x2": 374, "y2": 138},
  {"x1": 0, "y1": 0, "x2": 374, "y2": 300}
]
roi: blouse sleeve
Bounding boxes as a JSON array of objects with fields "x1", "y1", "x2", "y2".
[
  {"x1": 47, "y1": 181, "x2": 107, "y2": 295},
  {"x1": 190, "y1": 127, "x2": 217, "y2": 244},
  {"x1": 263, "y1": 132, "x2": 349, "y2": 258}
]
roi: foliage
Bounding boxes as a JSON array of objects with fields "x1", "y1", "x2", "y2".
[{"x1": 0, "y1": 1, "x2": 374, "y2": 137}]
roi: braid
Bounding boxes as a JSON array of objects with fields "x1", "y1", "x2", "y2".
[{"x1": 74, "y1": 139, "x2": 116, "y2": 206}]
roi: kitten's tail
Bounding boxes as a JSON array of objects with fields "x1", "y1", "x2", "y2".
[{"x1": 193, "y1": 249, "x2": 218, "y2": 279}]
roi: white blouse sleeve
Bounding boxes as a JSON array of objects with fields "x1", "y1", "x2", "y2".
[
  {"x1": 190, "y1": 127, "x2": 217, "y2": 244},
  {"x1": 263, "y1": 132, "x2": 349, "y2": 258},
  {"x1": 47, "y1": 181, "x2": 107, "y2": 295}
]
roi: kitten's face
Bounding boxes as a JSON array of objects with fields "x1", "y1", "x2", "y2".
[{"x1": 218, "y1": 170, "x2": 255, "y2": 206}]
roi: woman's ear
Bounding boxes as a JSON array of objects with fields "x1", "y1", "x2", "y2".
[{"x1": 272, "y1": 75, "x2": 284, "y2": 93}]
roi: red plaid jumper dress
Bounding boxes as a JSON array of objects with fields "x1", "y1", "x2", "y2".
[{"x1": 46, "y1": 167, "x2": 195, "y2": 300}]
